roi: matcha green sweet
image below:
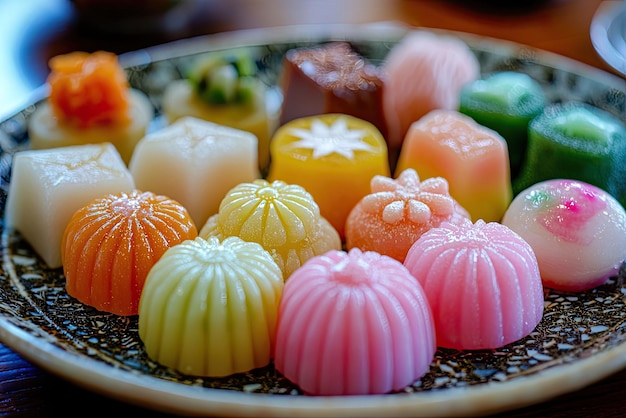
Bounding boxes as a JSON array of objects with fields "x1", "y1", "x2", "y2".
[
  {"x1": 459, "y1": 71, "x2": 546, "y2": 178},
  {"x1": 513, "y1": 102, "x2": 626, "y2": 207}
]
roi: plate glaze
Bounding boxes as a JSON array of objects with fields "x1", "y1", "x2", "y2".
[{"x1": 1, "y1": 23, "x2": 626, "y2": 417}]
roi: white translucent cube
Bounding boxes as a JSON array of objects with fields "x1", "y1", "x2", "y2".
[
  {"x1": 5, "y1": 142, "x2": 135, "y2": 268},
  {"x1": 129, "y1": 116, "x2": 259, "y2": 228}
]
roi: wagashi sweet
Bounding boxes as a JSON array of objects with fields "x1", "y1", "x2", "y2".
[
  {"x1": 28, "y1": 51, "x2": 153, "y2": 165},
  {"x1": 62, "y1": 190, "x2": 198, "y2": 316},
  {"x1": 502, "y1": 179, "x2": 626, "y2": 292},
  {"x1": 138, "y1": 236, "x2": 283, "y2": 377},
  {"x1": 513, "y1": 102, "x2": 626, "y2": 206},
  {"x1": 267, "y1": 113, "x2": 390, "y2": 238},
  {"x1": 404, "y1": 218, "x2": 544, "y2": 350},
  {"x1": 200, "y1": 179, "x2": 341, "y2": 279},
  {"x1": 129, "y1": 116, "x2": 259, "y2": 228},
  {"x1": 4, "y1": 143, "x2": 135, "y2": 268},
  {"x1": 459, "y1": 71, "x2": 547, "y2": 177},
  {"x1": 382, "y1": 30, "x2": 480, "y2": 152},
  {"x1": 161, "y1": 49, "x2": 274, "y2": 172},
  {"x1": 274, "y1": 248, "x2": 436, "y2": 395},
  {"x1": 278, "y1": 42, "x2": 388, "y2": 140},
  {"x1": 345, "y1": 168, "x2": 470, "y2": 262},
  {"x1": 395, "y1": 109, "x2": 512, "y2": 222}
]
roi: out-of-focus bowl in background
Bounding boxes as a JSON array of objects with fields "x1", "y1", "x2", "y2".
[{"x1": 590, "y1": 0, "x2": 626, "y2": 78}]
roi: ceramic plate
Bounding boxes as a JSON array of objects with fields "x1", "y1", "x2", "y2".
[
  {"x1": 1, "y1": 23, "x2": 626, "y2": 417},
  {"x1": 591, "y1": 0, "x2": 626, "y2": 77}
]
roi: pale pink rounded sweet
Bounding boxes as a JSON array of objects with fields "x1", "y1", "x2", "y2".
[
  {"x1": 345, "y1": 168, "x2": 471, "y2": 263},
  {"x1": 274, "y1": 248, "x2": 436, "y2": 395},
  {"x1": 404, "y1": 219, "x2": 544, "y2": 350},
  {"x1": 502, "y1": 179, "x2": 626, "y2": 292},
  {"x1": 382, "y1": 30, "x2": 480, "y2": 150}
]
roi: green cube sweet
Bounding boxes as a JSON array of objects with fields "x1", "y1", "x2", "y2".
[
  {"x1": 459, "y1": 71, "x2": 546, "y2": 178},
  {"x1": 513, "y1": 102, "x2": 626, "y2": 207}
]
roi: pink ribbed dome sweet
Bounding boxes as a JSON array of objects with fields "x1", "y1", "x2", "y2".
[
  {"x1": 404, "y1": 219, "x2": 544, "y2": 350},
  {"x1": 274, "y1": 248, "x2": 436, "y2": 396}
]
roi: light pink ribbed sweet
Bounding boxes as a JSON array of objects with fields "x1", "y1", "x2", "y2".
[
  {"x1": 404, "y1": 219, "x2": 544, "y2": 350},
  {"x1": 274, "y1": 248, "x2": 436, "y2": 396}
]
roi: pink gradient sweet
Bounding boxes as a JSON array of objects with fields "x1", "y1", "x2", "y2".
[
  {"x1": 502, "y1": 179, "x2": 626, "y2": 292},
  {"x1": 395, "y1": 109, "x2": 512, "y2": 223},
  {"x1": 274, "y1": 248, "x2": 436, "y2": 396},
  {"x1": 382, "y1": 30, "x2": 480, "y2": 152},
  {"x1": 404, "y1": 219, "x2": 544, "y2": 350},
  {"x1": 345, "y1": 168, "x2": 470, "y2": 262}
]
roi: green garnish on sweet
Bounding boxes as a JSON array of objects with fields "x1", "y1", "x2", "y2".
[{"x1": 188, "y1": 50, "x2": 262, "y2": 106}]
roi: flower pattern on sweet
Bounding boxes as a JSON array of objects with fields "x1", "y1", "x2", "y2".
[
  {"x1": 361, "y1": 169, "x2": 455, "y2": 225},
  {"x1": 287, "y1": 117, "x2": 373, "y2": 159}
]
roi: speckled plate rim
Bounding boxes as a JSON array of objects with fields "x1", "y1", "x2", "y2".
[
  {"x1": 3, "y1": 316, "x2": 626, "y2": 417},
  {"x1": 2, "y1": 22, "x2": 626, "y2": 417}
]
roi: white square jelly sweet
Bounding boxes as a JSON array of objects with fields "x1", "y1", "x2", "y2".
[
  {"x1": 129, "y1": 116, "x2": 259, "y2": 229},
  {"x1": 5, "y1": 142, "x2": 135, "y2": 268}
]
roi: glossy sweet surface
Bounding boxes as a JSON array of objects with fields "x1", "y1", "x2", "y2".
[
  {"x1": 395, "y1": 109, "x2": 512, "y2": 222},
  {"x1": 139, "y1": 236, "x2": 283, "y2": 377},
  {"x1": 404, "y1": 219, "x2": 544, "y2": 349},
  {"x1": 513, "y1": 102, "x2": 626, "y2": 204},
  {"x1": 268, "y1": 113, "x2": 389, "y2": 237},
  {"x1": 62, "y1": 190, "x2": 197, "y2": 316},
  {"x1": 274, "y1": 248, "x2": 436, "y2": 395},
  {"x1": 502, "y1": 179, "x2": 626, "y2": 292},
  {"x1": 200, "y1": 179, "x2": 341, "y2": 279}
]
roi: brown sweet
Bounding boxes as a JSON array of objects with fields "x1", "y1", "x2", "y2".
[{"x1": 278, "y1": 42, "x2": 388, "y2": 140}]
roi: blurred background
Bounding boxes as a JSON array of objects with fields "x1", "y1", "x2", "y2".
[{"x1": 0, "y1": 0, "x2": 612, "y2": 118}]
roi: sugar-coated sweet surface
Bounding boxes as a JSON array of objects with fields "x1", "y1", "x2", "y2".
[
  {"x1": 345, "y1": 168, "x2": 470, "y2": 262},
  {"x1": 62, "y1": 190, "x2": 197, "y2": 316},
  {"x1": 138, "y1": 236, "x2": 283, "y2": 377},
  {"x1": 200, "y1": 179, "x2": 341, "y2": 279},
  {"x1": 404, "y1": 219, "x2": 544, "y2": 350},
  {"x1": 268, "y1": 114, "x2": 390, "y2": 238},
  {"x1": 274, "y1": 248, "x2": 436, "y2": 395},
  {"x1": 502, "y1": 179, "x2": 626, "y2": 292},
  {"x1": 5, "y1": 143, "x2": 135, "y2": 268},
  {"x1": 395, "y1": 109, "x2": 512, "y2": 222},
  {"x1": 129, "y1": 116, "x2": 259, "y2": 228},
  {"x1": 383, "y1": 30, "x2": 480, "y2": 150}
]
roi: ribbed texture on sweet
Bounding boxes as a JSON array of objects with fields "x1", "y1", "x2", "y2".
[
  {"x1": 200, "y1": 179, "x2": 341, "y2": 279},
  {"x1": 62, "y1": 190, "x2": 198, "y2": 316},
  {"x1": 404, "y1": 219, "x2": 544, "y2": 350},
  {"x1": 138, "y1": 236, "x2": 283, "y2": 377},
  {"x1": 383, "y1": 30, "x2": 480, "y2": 150},
  {"x1": 274, "y1": 248, "x2": 436, "y2": 395}
]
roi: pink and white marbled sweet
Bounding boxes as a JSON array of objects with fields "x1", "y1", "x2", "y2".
[
  {"x1": 404, "y1": 219, "x2": 544, "y2": 350},
  {"x1": 502, "y1": 179, "x2": 626, "y2": 292},
  {"x1": 274, "y1": 248, "x2": 436, "y2": 395}
]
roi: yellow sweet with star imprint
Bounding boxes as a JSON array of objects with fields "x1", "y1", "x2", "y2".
[{"x1": 267, "y1": 113, "x2": 390, "y2": 238}]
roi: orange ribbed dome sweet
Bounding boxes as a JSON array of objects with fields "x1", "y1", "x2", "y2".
[{"x1": 62, "y1": 190, "x2": 197, "y2": 316}]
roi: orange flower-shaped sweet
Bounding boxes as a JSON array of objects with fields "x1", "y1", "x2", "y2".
[
  {"x1": 62, "y1": 190, "x2": 198, "y2": 316},
  {"x1": 345, "y1": 168, "x2": 470, "y2": 262}
]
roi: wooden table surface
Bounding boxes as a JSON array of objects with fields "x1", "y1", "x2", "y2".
[{"x1": 1, "y1": 0, "x2": 625, "y2": 416}]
